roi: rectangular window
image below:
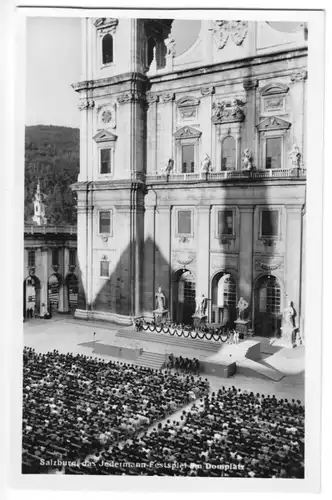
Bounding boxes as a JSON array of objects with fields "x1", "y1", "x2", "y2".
[
  {"x1": 52, "y1": 250, "x2": 59, "y2": 266},
  {"x1": 261, "y1": 210, "x2": 279, "y2": 237},
  {"x1": 28, "y1": 250, "x2": 35, "y2": 268},
  {"x1": 100, "y1": 260, "x2": 109, "y2": 277},
  {"x1": 217, "y1": 210, "x2": 233, "y2": 236},
  {"x1": 100, "y1": 148, "x2": 112, "y2": 174},
  {"x1": 266, "y1": 137, "x2": 281, "y2": 170},
  {"x1": 69, "y1": 250, "x2": 76, "y2": 267},
  {"x1": 99, "y1": 211, "x2": 111, "y2": 234},
  {"x1": 178, "y1": 210, "x2": 192, "y2": 235},
  {"x1": 182, "y1": 145, "x2": 195, "y2": 173}
]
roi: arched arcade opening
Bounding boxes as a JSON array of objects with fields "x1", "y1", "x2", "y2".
[
  {"x1": 171, "y1": 269, "x2": 196, "y2": 325},
  {"x1": 23, "y1": 275, "x2": 41, "y2": 319},
  {"x1": 254, "y1": 274, "x2": 282, "y2": 337},
  {"x1": 211, "y1": 272, "x2": 237, "y2": 326}
]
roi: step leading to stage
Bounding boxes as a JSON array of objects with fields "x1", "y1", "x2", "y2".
[{"x1": 134, "y1": 352, "x2": 166, "y2": 370}]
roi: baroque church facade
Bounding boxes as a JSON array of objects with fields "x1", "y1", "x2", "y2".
[{"x1": 72, "y1": 19, "x2": 307, "y2": 337}]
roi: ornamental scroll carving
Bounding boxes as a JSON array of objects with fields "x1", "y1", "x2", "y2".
[
  {"x1": 161, "y1": 93, "x2": 175, "y2": 103},
  {"x1": 172, "y1": 252, "x2": 196, "y2": 266},
  {"x1": 290, "y1": 70, "x2": 308, "y2": 83},
  {"x1": 79, "y1": 99, "x2": 95, "y2": 111},
  {"x1": 117, "y1": 92, "x2": 144, "y2": 104},
  {"x1": 255, "y1": 258, "x2": 283, "y2": 272},
  {"x1": 212, "y1": 21, "x2": 248, "y2": 50},
  {"x1": 146, "y1": 93, "x2": 160, "y2": 105},
  {"x1": 94, "y1": 18, "x2": 119, "y2": 35}
]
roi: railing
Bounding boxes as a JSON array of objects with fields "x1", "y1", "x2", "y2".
[
  {"x1": 24, "y1": 225, "x2": 77, "y2": 235},
  {"x1": 147, "y1": 168, "x2": 306, "y2": 183}
]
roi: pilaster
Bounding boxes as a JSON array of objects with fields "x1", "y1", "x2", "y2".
[
  {"x1": 195, "y1": 206, "x2": 211, "y2": 318},
  {"x1": 285, "y1": 205, "x2": 303, "y2": 325},
  {"x1": 154, "y1": 206, "x2": 171, "y2": 310},
  {"x1": 238, "y1": 206, "x2": 254, "y2": 304}
]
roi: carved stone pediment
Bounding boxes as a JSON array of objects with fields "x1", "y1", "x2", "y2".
[
  {"x1": 174, "y1": 126, "x2": 202, "y2": 140},
  {"x1": 93, "y1": 129, "x2": 118, "y2": 143},
  {"x1": 260, "y1": 83, "x2": 289, "y2": 96},
  {"x1": 176, "y1": 96, "x2": 200, "y2": 108},
  {"x1": 256, "y1": 116, "x2": 291, "y2": 132}
]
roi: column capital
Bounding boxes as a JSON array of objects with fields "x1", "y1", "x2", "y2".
[
  {"x1": 243, "y1": 79, "x2": 259, "y2": 91},
  {"x1": 290, "y1": 70, "x2": 308, "y2": 83}
]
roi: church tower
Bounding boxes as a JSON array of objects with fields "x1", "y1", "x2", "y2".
[
  {"x1": 32, "y1": 181, "x2": 47, "y2": 226},
  {"x1": 72, "y1": 18, "x2": 172, "y2": 323}
]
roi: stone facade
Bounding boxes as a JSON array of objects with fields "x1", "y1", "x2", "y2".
[{"x1": 72, "y1": 19, "x2": 307, "y2": 336}]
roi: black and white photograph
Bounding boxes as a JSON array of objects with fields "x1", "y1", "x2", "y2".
[{"x1": 2, "y1": 1, "x2": 327, "y2": 495}]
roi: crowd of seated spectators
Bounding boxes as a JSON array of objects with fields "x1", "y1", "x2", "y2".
[
  {"x1": 105, "y1": 387, "x2": 305, "y2": 478},
  {"x1": 22, "y1": 347, "x2": 210, "y2": 474}
]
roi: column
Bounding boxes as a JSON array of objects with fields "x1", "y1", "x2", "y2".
[
  {"x1": 285, "y1": 205, "x2": 302, "y2": 325},
  {"x1": 196, "y1": 206, "x2": 211, "y2": 318},
  {"x1": 243, "y1": 79, "x2": 258, "y2": 162},
  {"x1": 142, "y1": 205, "x2": 156, "y2": 314},
  {"x1": 58, "y1": 247, "x2": 69, "y2": 313},
  {"x1": 40, "y1": 247, "x2": 49, "y2": 316},
  {"x1": 238, "y1": 206, "x2": 254, "y2": 303},
  {"x1": 76, "y1": 204, "x2": 87, "y2": 312},
  {"x1": 154, "y1": 206, "x2": 171, "y2": 311}
]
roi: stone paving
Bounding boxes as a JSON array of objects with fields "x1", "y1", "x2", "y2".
[{"x1": 23, "y1": 315, "x2": 305, "y2": 402}]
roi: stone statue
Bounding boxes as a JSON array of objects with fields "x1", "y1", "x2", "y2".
[
  {"x1": 242, "y1": 149, "x2": 253, "y2": 170},
  {"x1": 165, "y1": 34, "x2": 176, "y2": 57},
  {"x1": 163, "y1": 158, "x2": 174, "y2": 175},
  {"x1": 288, "y1": 144, "x2": 301, "y2": 168},
  {"x1": 200, "y1": 154, "x2": 212, "y2": 173},
  {"x1": 237, "y1": 297, "x2": 249, "y2": 320},
  {"x1": 195, "y1": 293, "x2": 207, "y2": 317},
  {"x1": 155, "y1": 286, "x2": 166, "y2": 312}
]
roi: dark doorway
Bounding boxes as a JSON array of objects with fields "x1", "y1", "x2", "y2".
[
  {"x1": 48, "y1": 274, "x2": 60, "y2": 312},
  {"x1": 23, "y1": 275, "x2": 41, "y2": 319},
  {"x1": 211, "y1": 271, "x2": 237, "y2": 326},
  {"x1": 66, "y1": 273, "x2": 78, "y2": 313},
  {"x1": 254, "y1": 274, "x2": 282, "y2": 337},
  {"x1": 172, "y1": 269, "x2": 196, "y2": 325}
]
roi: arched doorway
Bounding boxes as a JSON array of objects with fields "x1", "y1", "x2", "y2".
[
  {"x1": 66, "y1": 273, "x2": 78, "y2": 313},
  {"x1": 172, "y1": 269, "x2": 196, "y2": 325},
  {"x1": 48, "y1": 274, "x2": 60, "y2": 312},
  {"x1": 211, "y1": 272, "x2": 237, "y2": 326},
  {"x1": 23, "y1": 276, "x2": 41, "y2": 319},
  {"x1": 254, "y1": 275, "x2": 282, "y2": 337}
]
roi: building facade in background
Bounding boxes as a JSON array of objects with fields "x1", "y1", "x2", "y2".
[{"x1": 72, "y1": 19, "x2": 307, "y2": 337}]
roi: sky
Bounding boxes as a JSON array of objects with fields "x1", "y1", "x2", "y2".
[{"x1": 25, "y1": 17, "x2": 201, "y2": 129}]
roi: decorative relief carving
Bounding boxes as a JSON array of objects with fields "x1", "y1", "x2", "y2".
[
  {"x1": 179, "y1": 107, "x2": 197, "y2": 120},
  {"x1": 290, "y1": 70, "x2": 308, "y2": 82},
  {"x1": 96, "y1": 102, "x2": 116, "y2": 129},
  {"x1": 212, "y1": 98, "x2": 245, "y2": 124},
  {"x1": 172, "y1": 251, "x2": 196, "y2": 266},
  {"x1": 212, "y1": 20, "x2": 248, "y2": 50},
  {"x1": 263, "y1": 97, "x2": 284, "y2": 113},
  {"x1": 260, "y1": 83, "x2": 289, "y2": 96},
  {"x1": 94, "y1": 18, "x2": 119, "y2": 35},
  {"x1": 79, "y1": 99, "x2": 95, "y2": 111},
  {"x1": 255, "y1": 258, "x2": 283, "y2": 271},
  {"x1": 178, "y1": 236, "x2": 190, "y2": 244},
  {"x1": 200, "y1": 86, "x2": 215, "y2": 96},
  {"x1": 165, "y1": 34, "x2": 176, "y2": 57},
  {"x1": 261, "y1": 239, "x2": 277, "y2": 248},
  {"x1": 177, "y1": 96, "x2": 200, "y2": 108}
]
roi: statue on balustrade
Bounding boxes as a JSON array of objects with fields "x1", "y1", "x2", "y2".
[
  {"x1": 201, "y1": 154, "x2": 212, "y2": 173},
  {"x1": 165, "y1": 34, "x2": 176, "y2": 57},
  {"x1": 195, "y1": 293, "x2": 207, "y2": 317},
  {"x1": 242, "y1": 149, "x2": 253, "y2": 171},
  {"x1": 237, "y1": 297, "x2": 249, "y2": 320},
  {"x1": 288, "y1": 144, "x2": 301, "y2": 168},
  {"x1": 163, "y1": 158, "x2": 174, "y2": 175},
  {"x1": 155, "y1": 286, "x2": 166, "y2": 313}
]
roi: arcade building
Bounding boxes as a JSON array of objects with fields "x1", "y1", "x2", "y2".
[
  {"x1": 23, "y1": 183, "x2": 78, "y2": 319},
  {"x1": 72, "y1": 19, "x2": 307, "y2": 337}
]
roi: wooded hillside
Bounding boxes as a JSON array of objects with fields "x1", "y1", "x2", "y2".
[{"x1": 25, "y1": 125, "x2": 79, "y2": 225}]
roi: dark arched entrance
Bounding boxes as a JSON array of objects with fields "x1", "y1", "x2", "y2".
[
  {"x1": 172, "y1": 269, "x2": 196, "y2": 325},
  {"x1": 48, "y1": 274, "x2": 60, "y2": 312},
  {"x1": 211, "y1": 272, "x2": 237, "y2": 326},
  {"x1": 66, "y1": 273, "x2": 78, "y2": 313},
  {"x1": 23, "y1": 275, "x2": 41, "y2": 319},
  {"x1": 254, "y1": 275, "x2": 282, "y2": 337}
]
